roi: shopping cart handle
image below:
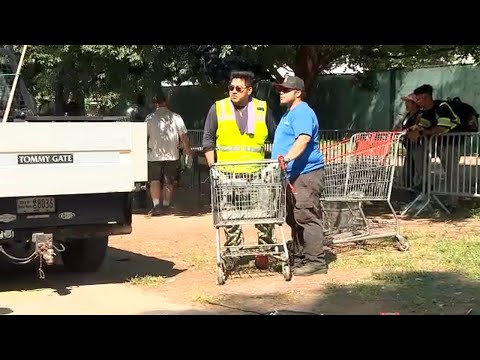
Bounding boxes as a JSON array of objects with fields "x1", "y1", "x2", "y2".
[
  {"x1": 278, "y1": 156, "x2": 295, "y2": 192},
  {"x1": 278, "y1": 155, "x2": 287, "y2": 170}
]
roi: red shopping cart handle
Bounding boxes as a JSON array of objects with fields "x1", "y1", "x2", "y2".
[
  {"x1": 277, "y1": 156, "x2": 295, "y2": 192},
  {"x1": 278, "y1": 155, "x2": 287, "y2": 170}
]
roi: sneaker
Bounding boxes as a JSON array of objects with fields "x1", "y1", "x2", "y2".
[
  {"x1": 147, "y1": 205, "x2": 162, "y2": 217},
  {"x1": 293, "y1": 263, "x2": 328, "y2": 276}
]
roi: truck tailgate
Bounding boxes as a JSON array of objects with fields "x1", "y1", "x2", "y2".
[{"x1": 0, "y1": 122, "x2": 147, "y2": 197}]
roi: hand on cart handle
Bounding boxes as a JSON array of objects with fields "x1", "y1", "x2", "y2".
[
  {"x1": 210, "y1": 166, "x2": 220, "y2": 180},
  {"x1": 277, "y1": 156, "x2": 295, "y2": 193},
  {"x1": 278, "y1": 155, "x2": 288, "y2": 170}
]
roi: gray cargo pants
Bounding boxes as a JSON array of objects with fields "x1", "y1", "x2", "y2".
[{"x1": 286, "y1": 168, "x2": 326, "y2": 267}]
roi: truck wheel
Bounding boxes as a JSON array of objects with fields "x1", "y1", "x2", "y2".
[{"x1": 61, "y1": 236, "x2": 109, "y2": 273}]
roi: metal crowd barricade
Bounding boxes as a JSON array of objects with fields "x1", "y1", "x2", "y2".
[
  {"x1": 188, "y1": 129, "x2": 354, "y2": 193},
  {"x1": 320, "y1": 131, "x2": 410, "y2": 251},
  {"x1": 184, "y1": 130, "x2": 209, "y2": 194},
  {"x1": 209, "y1": 160, "x2": 291, "y2": 285},
  {"x1": 402, "y1": 132, "x2": 480, "y2": 216},
  {"x1": 187, "y1": 130, "x2": 204, "y2": 150},
  {"x1": 393, "y1": 136, "x2": 428, "y2": 192},
  {"x1": 320, "y1": 129, "x2": 355, "y2": 148},
  {"x1": 263, "y1": 129, "x2": 354, "y2": 155}
]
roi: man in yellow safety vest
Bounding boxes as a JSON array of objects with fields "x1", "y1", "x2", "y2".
[{"x1": 202, "y1": 70, "x2": 278, "y2": 247}]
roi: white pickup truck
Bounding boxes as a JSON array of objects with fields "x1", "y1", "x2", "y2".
[{"x1": 0, "y1": 118, "x2": 147, "y2": 276}]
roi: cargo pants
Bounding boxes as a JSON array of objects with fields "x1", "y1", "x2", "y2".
[
  {"x1": 286, "y1": 168, "x2": 326, "y2": 267},
  {"x1": 223, "y1": 224, "x2": 274, "y2": 247}
]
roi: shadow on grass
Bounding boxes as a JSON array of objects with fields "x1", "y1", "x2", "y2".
[
  {"x1": 315, "y1": 270, "x2": 480, "y2": 315},
  {"x1": 174, "y1": 270, "x2": 480, "y2": 315},
  {"x1": 138, "y1": 306, "x2": 322, "y2": 315}
]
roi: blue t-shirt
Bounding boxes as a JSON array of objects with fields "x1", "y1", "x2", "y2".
[{"x1": 271, "y1": 102, "x2": 324, "y2": 179}]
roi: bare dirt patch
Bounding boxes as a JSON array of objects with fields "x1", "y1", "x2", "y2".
[{"x1": 109, "y1": 188, "x2": 480, "y2": 315}]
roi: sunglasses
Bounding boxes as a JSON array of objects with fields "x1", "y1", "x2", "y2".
[
  {"x1": 228, "y1": 85, "x2": 248, "y2": 92},
  {"x1": 277, "y1": 87, "x2": 295, "y2": 94}
]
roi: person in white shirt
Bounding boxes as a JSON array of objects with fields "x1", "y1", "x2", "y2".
[{"x1": 145, "y1": 92, "x2": 193, "y2": 216}]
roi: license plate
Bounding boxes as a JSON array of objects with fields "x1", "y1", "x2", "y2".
[{"x1": 17, "y1": 197, "x2": 55, "y2": 214}]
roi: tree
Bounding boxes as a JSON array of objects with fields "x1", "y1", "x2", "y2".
[
  {"x1": 20, "y1": 45, "x2": 183, "y2": 114},
  {"x1": 11, "y1": 44, "x2": 480, "y2": 114},
  {"x1": 203, "y1": 45, "x2": 470, "y2": 92}
]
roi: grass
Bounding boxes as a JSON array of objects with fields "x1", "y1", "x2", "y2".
[
  {"x1": 192, "y1": 292, "x2": 221, "y2": 304},
  {"x1": 442, "y1": 198, "x2": 480, "y2": 219},
  {"x1": 184, "y1": 252, "x2": 216, "y2": 269},
  {"x1": 320, "y1": 227, "x2": 480, "y2": 314},
  {"x1": 128, "y1": 274, "x2": 169, "y2": 286},
  {"x1": 322, "y1": 270, "x2": 480, "y2": 314},
  {"x1": 125, "y1": 205, "x2": 480, "y2": 314},
  {"x1": 470, "y1": 208, "x2": 480, "y2": 219},
  {"x1": 330, "y1": 230, "x2": 439, "y2": 272},
  {"x1": 435, "y1": 237, "x2": 480, "y2": 279}
]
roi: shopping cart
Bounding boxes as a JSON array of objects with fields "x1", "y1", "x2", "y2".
[
  {"x1": 320, "y1": 131, "x2": 410, "y2": 251},
  {"x1": 210, "y1": 160, "x2": 291, "y2": 285}
]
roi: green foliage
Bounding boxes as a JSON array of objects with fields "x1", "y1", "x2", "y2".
[{"x1": 6, "y1": 44, "x2": 480, "y2": 113}]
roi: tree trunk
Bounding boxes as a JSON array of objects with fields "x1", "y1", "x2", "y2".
[
  {"x1": 69, "y1": 91, "x2": 86, "y2": 116},
  {"x1": 294, "y1": 45, "x2": 323, "y2": 94},
  {"x1": 293, "y1": 45, "x2": 339, "y2": 96},
  {"x1": 54, "y1": 82, "x2": 66, "y2": 116},
  {"x1": 54, "y1": 68, "x2": 67, "y2": 116}
]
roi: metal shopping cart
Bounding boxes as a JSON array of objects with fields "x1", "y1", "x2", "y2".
[
  {"x1": 210, "y1": 160, "x2": 291, "y2": 285},
  {"x1": 320, "y1": 131, "x2": 410, "y2": 251}
]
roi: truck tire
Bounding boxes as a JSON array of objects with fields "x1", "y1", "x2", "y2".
[{"x1": 61, "y1": 236, "x2": 109, "y2": 273}]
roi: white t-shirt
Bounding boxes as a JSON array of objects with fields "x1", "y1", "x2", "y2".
[{"x1": 145, "y1": 107, "x2": 187, "y2": 162}]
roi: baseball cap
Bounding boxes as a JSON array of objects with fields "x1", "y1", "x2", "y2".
[
  {"x1": 401, "y1": 93, "x2": 417, "y2": 103},
  {"x1": 273, "y1": 76, "x2": 305, "y2": 91}
]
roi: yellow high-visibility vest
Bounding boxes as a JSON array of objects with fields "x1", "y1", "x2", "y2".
[
  {"x1": 418, "y1": 102, "x2": 461, "y2": 130},
  {"x1": 215, "y1": 97, "x2": 268, "y2": 173}
]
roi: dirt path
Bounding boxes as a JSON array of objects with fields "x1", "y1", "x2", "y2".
[
  {"x1": 0, "y1": 255, "x2": 241, "y2": 315},
  {"x1": 0, "y1": 282, "x2": 202, "y2": 315},
  {"x1": 1, "y1": 188, "x2": 479, "y2": 315},
  {"x1": 0, "y1": 209, "x2": 373, "y2": 315}
]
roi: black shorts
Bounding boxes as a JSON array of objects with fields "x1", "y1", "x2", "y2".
[{"x1": 148, "y1": 160, "x2": 180, "y2": 184}]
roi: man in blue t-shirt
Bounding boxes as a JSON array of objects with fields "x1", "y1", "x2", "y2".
[{"x1": 271, "y1": 76, "x2": 327, "y2": 276}]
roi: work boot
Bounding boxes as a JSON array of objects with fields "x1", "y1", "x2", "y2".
[{"x1": 293, "y1": 263, "x2": 328, "y2": 276}]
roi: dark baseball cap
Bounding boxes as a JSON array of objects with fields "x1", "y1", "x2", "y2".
[{"x1": 273, "y1": 76, "x2": 305, "y2": 91}]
